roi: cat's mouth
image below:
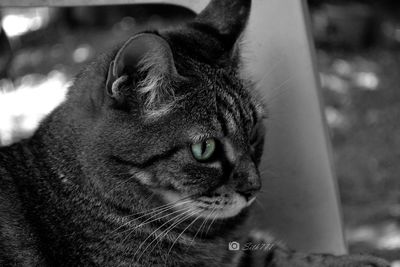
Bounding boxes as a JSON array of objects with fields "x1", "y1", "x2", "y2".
[{"x1": 158, "y1": 186, "x2": 256, "y2": 219}]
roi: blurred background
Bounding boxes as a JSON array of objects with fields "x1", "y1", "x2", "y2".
[{"x1": 0, "y1": 0, "x2": 400, "y2": 264}]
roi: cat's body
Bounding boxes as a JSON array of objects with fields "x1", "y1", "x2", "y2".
[{"x1": 0, "y1": 0, "x2": 390, "y2": 266}]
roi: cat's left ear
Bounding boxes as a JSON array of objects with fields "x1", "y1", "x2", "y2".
[{"x1": 106, "y1": 33, "x2": 180, "y2": 113}]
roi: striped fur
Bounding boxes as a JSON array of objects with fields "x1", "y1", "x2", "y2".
[{"x1": 0, "y1": 0, "x2": 390, "y2": 266}]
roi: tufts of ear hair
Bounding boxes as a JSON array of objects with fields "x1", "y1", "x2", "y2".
[{"x1": 106, "y1": 33, "x2": 184, "y2": 120}]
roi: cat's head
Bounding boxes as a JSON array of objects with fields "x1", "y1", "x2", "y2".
[{"x1": 78, "y1": 0, "x2": 265, "y2": 221}]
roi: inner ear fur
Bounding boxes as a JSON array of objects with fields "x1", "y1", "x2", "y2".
[{"x1": 105, "y1": 33, "x2": 182, "y2": 114}]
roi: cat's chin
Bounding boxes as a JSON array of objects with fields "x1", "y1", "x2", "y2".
[{"x1": 156, "y1": 186, "x2": 256, "y2": 219}]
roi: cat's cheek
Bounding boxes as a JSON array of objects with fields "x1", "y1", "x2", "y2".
[
  {"x1": 128, "y1": 168, "x2": 156, "y2": 186},
  {"x1": 155, "y1": 189, "x2": 194, "y2": 212},
  {"x1": 154, "y1": 186, "x2": 253, "y2": 219}
]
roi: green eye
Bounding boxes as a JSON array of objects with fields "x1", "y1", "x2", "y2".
[{"x1": 191, "y1": 138, "x2": 216, "y2": 161}]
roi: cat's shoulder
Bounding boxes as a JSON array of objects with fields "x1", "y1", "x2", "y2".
[{"x1": 0, "y1": 144, "x2": 46, "y2": 266}]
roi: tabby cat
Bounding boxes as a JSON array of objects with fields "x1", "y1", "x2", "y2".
[{"x1": 0, "y1": 0, "x2": 390, "y2": 266}]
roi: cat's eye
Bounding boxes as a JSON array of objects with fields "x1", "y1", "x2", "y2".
[{"x1": 191, "y1": 138, "x2": 216, "y2": 162}]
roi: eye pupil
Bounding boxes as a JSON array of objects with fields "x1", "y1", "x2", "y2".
[
  {"x1": 191, "y1": 138, "x2": 216, "y2": 162},
  {"x1": 201, "y1": 142, "x2": 207, "y2": 154}
]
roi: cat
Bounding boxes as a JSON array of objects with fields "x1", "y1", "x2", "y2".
[{"x1": 0, "y1": 0, "x2": 390, "y2": 266}]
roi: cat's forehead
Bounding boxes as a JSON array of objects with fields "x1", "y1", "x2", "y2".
[{"x1": 181, "y1": 79, "x2": 265, "y2": 142}]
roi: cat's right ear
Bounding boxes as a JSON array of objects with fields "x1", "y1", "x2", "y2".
[
  {"x1": 105, "y1": 33, "x2": 180, "y2": 112},
  {"x1": 194, "y1": 0, "x2": 251, "y2": 52}
]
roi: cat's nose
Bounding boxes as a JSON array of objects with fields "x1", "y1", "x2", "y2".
[{"x1": 234, "y1": 174, "x2": 261, "y2": 200}]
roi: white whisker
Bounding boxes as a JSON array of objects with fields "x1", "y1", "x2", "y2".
[
  {"x1": 122, "y1": 204, "x2": 189, "y2": 235},
  {"x1": 255, "y1": 57, "x2": 285, "y2": 89},
  {"x1": 186, "y1": 207, "x2": 214, "y2": 250},
  {"x1": 142, "y1": 209, "x2": 200, "y2": 261},
  {"x1": 108, "y1": 199, "x2": 192, "y2": 236},
  {"x1": 134, "y1": 208, "x2": 195, "y2": 263},
  {"x1": 205, "y1": 208, "x2": 219, "y2": 236},
  {"x1": 165, "y1": 211, "x2": 203, "y2": 262}
]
